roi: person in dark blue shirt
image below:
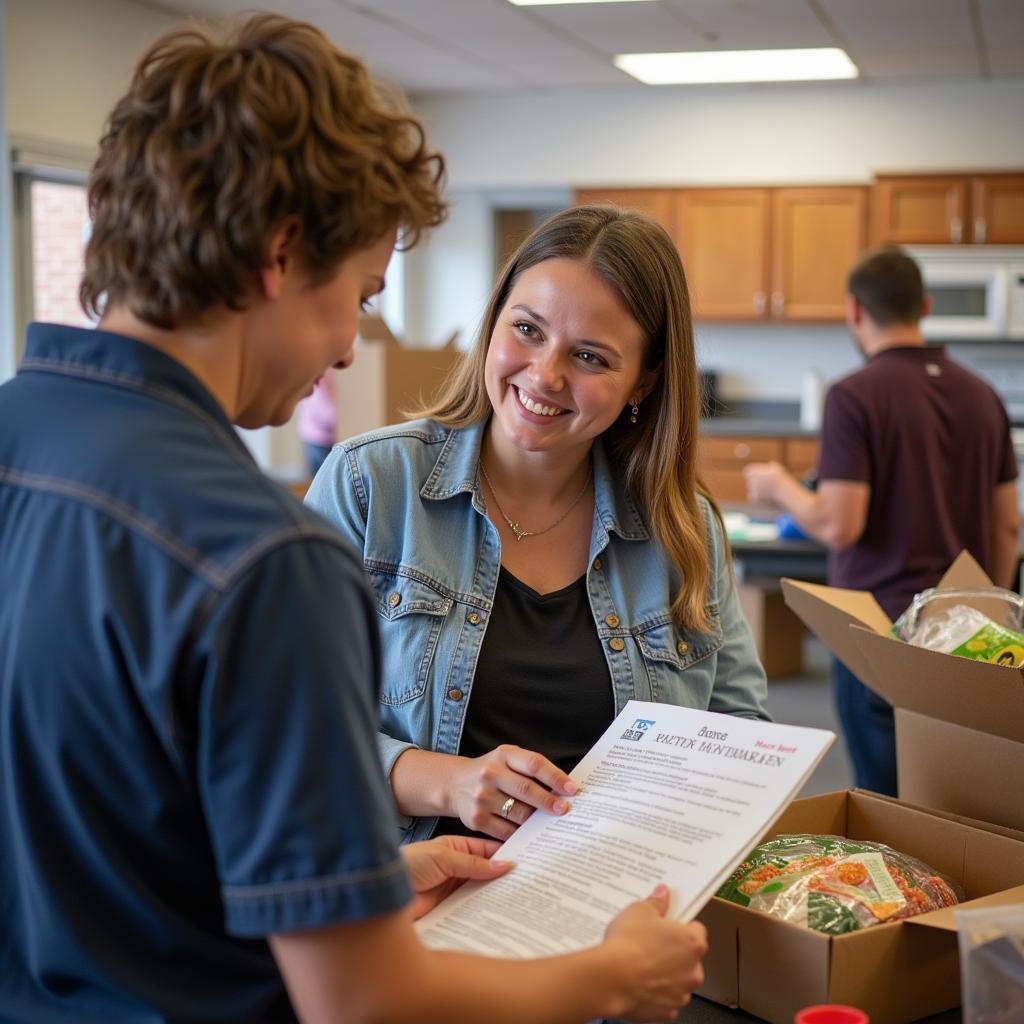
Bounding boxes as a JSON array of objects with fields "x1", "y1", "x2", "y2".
[{"x1": 0, "y1": 13, "x2": 706, "y2": 1024}]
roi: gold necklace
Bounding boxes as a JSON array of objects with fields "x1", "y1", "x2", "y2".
[{"x1": 479, "y1": 460, "x2": 592, "y2": 542}]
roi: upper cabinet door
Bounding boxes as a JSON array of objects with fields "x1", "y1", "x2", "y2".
[
  {"x1": 971, "y1": 174, "x2": 1024, "y2": 244},
  {"x1": 871, "y1": 175, "x2": 969, "y2": 245},
  {"x1": 573, "y1": 189, "x2": 677, "y2": 240},
  {"x1": 772, "y1": 187, "x2": 868, "y2": 321},
  {"x1": 675, "y1": 189, "x2": 771, "y2": 321}
]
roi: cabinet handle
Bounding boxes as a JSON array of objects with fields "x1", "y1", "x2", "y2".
[
  {"x1": 734, "y1": 442, "x2": 751, "y2": 459},
  {"x1": 950, "y1": 217, "x2": 963, "y2": 243},
  {"x1": 771, "y1": 291, "x2": 785, "y2": 316},
  {"x1": 975, "y1": 218, "x2": 987, "y2": 243},
  {"x1": 753, "y1": 291, "x2": 766, "y2": 315}
]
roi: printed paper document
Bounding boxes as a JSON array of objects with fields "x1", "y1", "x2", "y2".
[{"x1": 416, "y1": 700, "x2": 834, "y2": 956}]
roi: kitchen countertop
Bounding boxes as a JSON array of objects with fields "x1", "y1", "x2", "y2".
[
  {"x1": 700, "y1": 416, "x2": 816, "y2": 438},
  {"x1": 699, "y1": 400, "x2": 816, "y2": 438}
]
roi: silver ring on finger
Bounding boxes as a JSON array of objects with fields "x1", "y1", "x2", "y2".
[{"x1": 500, "y1": 796, "x2": 517, "y2": 820}]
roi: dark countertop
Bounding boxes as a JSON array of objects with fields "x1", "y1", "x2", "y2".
[
  {"x1": 700, "y1": 416, "x2": 817, "y2": 438},
  {"x1": 699, "y1": 400, "x2": 816, "y2": 438},
  {"x1": 685, "y1": 995, "x2": 960, "y2": 1023}
]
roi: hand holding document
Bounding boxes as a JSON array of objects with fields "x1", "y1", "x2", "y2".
[{"x1": 417, "y1": 700, "x2": 834, "y2": 957}]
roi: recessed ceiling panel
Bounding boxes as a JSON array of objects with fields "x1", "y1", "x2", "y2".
[
  {"x1": 522, "y1": 2, "x2": 704, "y2": 54},
  {"x1": 662, "y1": 0, "x2": 834, "y2": 50},
  {"x1": 855, "y1": 47, "x2": 982, "y2": 80},
  {"x1": 152, "y1": 0, "x2": 1014, "y2": 93},
  {"x1": 820, "y1": 0, "x2": 972, "y2": 49}
]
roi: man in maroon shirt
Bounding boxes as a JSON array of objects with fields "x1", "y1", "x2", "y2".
[{"x1": 744, "y1": 246, "x2": 1020, "y2": 796}]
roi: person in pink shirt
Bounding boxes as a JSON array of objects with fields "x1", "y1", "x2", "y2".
[{"x1": 297, "y1": 371, "x2": 337, "y2": 477}]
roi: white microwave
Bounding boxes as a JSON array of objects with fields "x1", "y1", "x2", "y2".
[{"x1": 908, "y1": 246, "x2": 1024, "y2": 341}]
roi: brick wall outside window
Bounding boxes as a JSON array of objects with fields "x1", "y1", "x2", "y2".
[{"x1": 31, "y1": 180, "x2": 93, "y2": 328}]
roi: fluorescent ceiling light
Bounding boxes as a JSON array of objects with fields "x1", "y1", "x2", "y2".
[
  {"x1": 614, "y1": 48, "x2": 859, "y2": 84},
  {"x1": 508, "y1": 1, "x2": 657, "y2": 6}
]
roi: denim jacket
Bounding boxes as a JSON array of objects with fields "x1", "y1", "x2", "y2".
[{"x1": 306, "y1": 418, "x2": 769, "y2": 843}]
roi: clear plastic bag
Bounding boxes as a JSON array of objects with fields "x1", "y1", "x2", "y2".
[
  {"x1": 890, "y1": 587, "x2": 1024, "y2": 668},
  {"x1": 956, "y1": 904, "x2": 1024, "y2": 1024},
  {"x1": 716, "y1": 834, "x2": 961, "y2": 935}
]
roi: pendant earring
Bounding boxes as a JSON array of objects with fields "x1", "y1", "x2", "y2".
[{"x1": 629, "y1": 399, "x2": 639, "y2": 424}]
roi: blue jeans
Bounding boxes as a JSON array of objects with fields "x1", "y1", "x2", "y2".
[
  {"x1": 303, "y1": 441, "x2": 333, "y2": 479},
  {"x1": 831, "y1": 657, "x2": 898, "y2": 797}
]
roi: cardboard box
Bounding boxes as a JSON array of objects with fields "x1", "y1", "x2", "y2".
[
  {"x1": 335, "y1": 315, "x2": 462, "y2": 438},
  {"x1": 695, "y1": 789, "x2": 1024, "y2": 1024},
  {"x1": 737, "y1": 582, "x2": 806, "y2": 680},
  {"x1": 781, "y1": 552, "x2": 1024, "y2": 831}
]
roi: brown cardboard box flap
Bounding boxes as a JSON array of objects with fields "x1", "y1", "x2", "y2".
[
  {"x1": 936, "y1": 549, "x2": 994, "y2": 590},
  {"x1": 781, "y1": 579, "x2": 891, "y2": 684},
  {"x1": 853, "y1": 626, "x2": 1024, "y2": 744},
  {"x1": 357, "y1": 314, "x2": 399, "y2": 345},
  {"x1": 905, "y1": 883, "x2": 1024, "y2": 932},
  {"x1": 896, "y1": 711, "x2": 1024, "y2": 832}
]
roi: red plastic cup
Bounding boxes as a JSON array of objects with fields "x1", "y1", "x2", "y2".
[{"x1": 795, "y1": 1006, "x2": 869, "y2": 1024}]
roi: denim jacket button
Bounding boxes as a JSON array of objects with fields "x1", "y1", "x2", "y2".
[
  {"x1": 608, "y1": 637, "x2": 625, "y2": 652},
  {"x1": 592, "y1": 557, "x2": 602, "y2": 571},
  {"x1": 466, "y1": 611, "x2": 481, "y2": 625},
  {"x1": 448, "y1": 687, "x2": 464, "y2": 701},
  {"x1": 677, "y1": 640, "x2": 690, "y2": 655},
  {"x1": 388, "y1": 592, "x2": 401, "y2": 608},
  {"x1": 605, "y1": 613, "x2": 620, "y2": 628}
]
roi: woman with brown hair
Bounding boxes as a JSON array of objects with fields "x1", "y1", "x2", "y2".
[
  {"x1": 0, "y1": 17, "x2": 707, "y2": 1024},
  {"x1": 307, "y1": 205, "x2": 769, "y2": 846}
]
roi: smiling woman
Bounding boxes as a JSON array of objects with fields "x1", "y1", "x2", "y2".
[{"x1": 306, "y1": 204, "x2": 771, "y2": 850}]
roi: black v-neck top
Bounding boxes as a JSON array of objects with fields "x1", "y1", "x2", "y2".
[{"x1": 435, "y1": 565, "x2": 613, "y2": 838}]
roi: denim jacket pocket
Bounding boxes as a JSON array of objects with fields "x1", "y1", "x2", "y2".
[
  {"x1": 369, "y1": 570, "x2": 453, "y2": 706},
  {"x1": 634, "y1": 605, "x2": 725, "y2": 705}
]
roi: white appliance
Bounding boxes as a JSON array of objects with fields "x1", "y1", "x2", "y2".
[{"x1": 908, "y1": 247, "x2": 1024, "y2": 341}]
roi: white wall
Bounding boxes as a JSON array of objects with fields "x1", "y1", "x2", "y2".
[
  {"x1": 414, "y1": 79, "x2": 1024, "y2": 191},
  {"x1": 5, "y1": 0, "x2": 183, "y2": 148},
  {"x1": 409, "y1": 77, "x2": 1024, "y2": 401}
]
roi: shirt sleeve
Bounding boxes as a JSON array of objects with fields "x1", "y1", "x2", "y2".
[
  {"x1": 193, "y1": 538, "x2": 412, "y2": 937},
  {"x1": 304, "y1": 447, "x2": 420, "y2": 794},
  {"x1": 817, "y1": 382, "x2": 872, "y2": 484},
  {"x1": 995, "y1": 401, "x2": 1019, "y2": 485},
  {"x1": 703, "y1": 500, "x2": 772, "y2": 721}
]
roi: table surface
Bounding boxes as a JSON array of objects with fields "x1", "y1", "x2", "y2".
[{"x1": 685, "y1": 995, "x2": 960, "y2": 1023}]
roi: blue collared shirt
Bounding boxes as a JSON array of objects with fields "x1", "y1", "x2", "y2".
[
  {"x1": 306, "y1": 419, "x2": 769, "y2": 844},
  {"x1": 0, "y1": 324, "x2": 410, "y2": 1023}
]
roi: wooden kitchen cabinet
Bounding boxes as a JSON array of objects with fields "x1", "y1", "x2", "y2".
[
  {"x1": 699, "y1": 436, "x2": 783, "y2": 502},
  {"x1": 972, "y1": 174, "x2": 1024, "y2": 243},
  {"x1": 771, "y1": 188, "x2": 868, "y2": 320},
  {"x1": 784, "y1": 437, "x2": 821, "y2": 481},
  {"x1": 675, "y1": 189, "x2": 771, "y2": 320},
  {"x1": 871, "y1": 172, "x2": 1024, "y2": 245},
  {"x1": 675, "y1": 186, "x2": 866, "y2": 322},
  {"x1": 698, "y1": 435, "x2": 820, "y2": 502},
  {"x1": 573, "y1": 188, "x2": 677, "y2": 240}
]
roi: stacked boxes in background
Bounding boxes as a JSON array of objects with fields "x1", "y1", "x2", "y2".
[{"x1": 335, "y1": 315, "x2": 461, "y2": 439}]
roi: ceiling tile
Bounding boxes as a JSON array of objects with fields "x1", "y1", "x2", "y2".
[{"x1": 150, "y1": 0, "x2": 1011, "y2": 93}]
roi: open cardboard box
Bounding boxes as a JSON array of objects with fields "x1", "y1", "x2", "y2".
[
  {"x1": 334, "y1": 315, "x2": 461, "y2": 438},
  {"x1": 782, "y1": 551, "x2": 1024, "y2": 832},
  {"x1": 695, "y1": 789, "x2": 1024, "y2": 1024}
]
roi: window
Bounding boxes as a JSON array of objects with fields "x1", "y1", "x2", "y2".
[
  {"x1": 28, "y1": 178, "x2": 92, "y2": 328},
  {"x1": 10, "y1": 136, "x2": 96, "y2": 362}
]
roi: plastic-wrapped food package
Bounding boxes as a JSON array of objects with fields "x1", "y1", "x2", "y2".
[
  {"x1": 890, "y1": 587, "x2": 1024, "y2": 668},
  {"x1": 716, "y1": 834, "x2": 961, "y2": 935},
  {"x1": 956, "y1": 904, "x2": 1024, "y2": 1024}
]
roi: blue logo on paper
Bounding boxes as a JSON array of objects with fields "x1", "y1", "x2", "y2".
[{"x1": 621, "y1": 718, "x2": 655, "y2": 742}]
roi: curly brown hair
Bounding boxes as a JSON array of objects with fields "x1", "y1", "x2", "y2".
[{"x1": 81, "y1": 13, "x2": 447, "y2": 328}]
